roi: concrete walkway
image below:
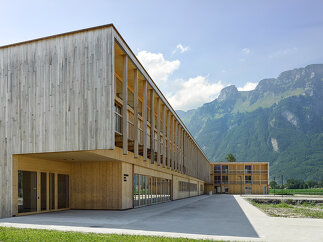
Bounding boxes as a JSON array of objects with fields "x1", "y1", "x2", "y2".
[
  {"x1": 235, "y1": 195, "x2": 323, "y2": 242},
  {"x1": 0, "y1": 195, "x2": 262, "y2": 241},
  {"x1": 0, "y1": 195, "x2": 322, "y2": 241}
]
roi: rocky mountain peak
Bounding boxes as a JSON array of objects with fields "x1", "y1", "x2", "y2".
[{"x1": 218, "y1": 85, "x2": 239, "y2": 102}]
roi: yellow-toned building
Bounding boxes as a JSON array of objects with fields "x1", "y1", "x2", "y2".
[
  {"x1": 0, "y1": 24, "x2": 210, "y2": 218},
  {"x1": 210, "y1": 162, "x2": 269, "y2": 194}
]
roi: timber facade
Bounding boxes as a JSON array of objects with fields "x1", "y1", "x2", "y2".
[
  {"x1": 210, "y1": 162, "x2": 269, "y2": 194},
  {"x1": 0, "y1": 24, "x2": 210, "y2": 218}
]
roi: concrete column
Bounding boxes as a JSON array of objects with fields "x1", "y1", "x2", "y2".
[
  {"x1": 150, "y1": 89, "x2": 155, "y2": 164},
  {"x1": 122, "y1": 55, "x2": 128, "y2": 155},
  {"x1": 134, "y1": 69, "x2": 139, "y2": 158},
  {"x1": 143, "y1": 79, "x2": 147, "y2": 161}
]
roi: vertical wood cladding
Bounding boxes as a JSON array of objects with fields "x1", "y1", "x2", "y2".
[{"x1": 0, "y1": 28, "x2": 114, "y2": 218}]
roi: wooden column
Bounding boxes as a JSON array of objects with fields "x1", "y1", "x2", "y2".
[
  {"x1": 122, "y1": 55, "x2": 128, "y2": 155},
  {"x1": 174, "y1": 121, "x2": 177, "y2": 171},
  {"x1": 150, "y1": 89, "x2": 155, "y2": 164},
  {"x1": 157, "y1": 98, "x2": 161, "y2": 166},
  {"x1": 162, "y1": 104, "x2": 166, "y2": 168},
  {"x1": 167, "y1": 111, "x2": 171, "y2": 168},
  {"x1": 179, "y1": 127, "x2": 182, "y2": 173},
  {"x1": 172, "y1": 116, "x2": 175, "y2": 170},
  {"x1": 143, "y1": 79, "x2": 147, "y2": 161},
  {"x1": 134, "y1": 69, "x2": 139, "y2": 158}
]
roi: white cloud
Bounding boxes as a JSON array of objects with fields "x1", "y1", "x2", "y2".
[
  {"x1": 137, "y1": 50, "x2": 180, "y2": 82},
  {"x1": 167, "y1": 76, "x2": 224, "y2": 111},
  {"x1": 241, "y1": 48, "x2": 251, "y2": 55},
  {"x1": 238, "y1": 82, "x2": 258, "y2": 91},
  {"x1": 172, "y1": 44, "x2": 190, "y2": 55}
]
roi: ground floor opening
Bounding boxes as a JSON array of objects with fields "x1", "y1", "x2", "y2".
[{"x1": 12, "y1": 148, "x2": 205, "y2": 216}]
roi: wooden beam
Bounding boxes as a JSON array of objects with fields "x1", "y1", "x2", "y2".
[
  {"x1": 150, "y1": 89, "x2": 155, "y2": 164},
  {"x1": 122, "y1": 55, "x2": 128, "y2": 155},
  {"x1": 143, "y1": 79, "x2": 147, "y2": 161},
  {"x1": 134, "y1": 69, "x2": 139, "y2": 158}
]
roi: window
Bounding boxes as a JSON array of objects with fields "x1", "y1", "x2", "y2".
[
  {"x1": 245, "y1": 165, "x2": 252, "y2": 174},
  {"x1": 58, "y1": 174, "x2": 69, "y2": 209},
  {"x1": 214, "y1": 165, "x2": 221, "y2": 173},
  {"x1": 214, "y1": 176, "x2": 221, "y2": 184},
  {"x1": 178, "y1": 181, "x2": 197, "y2": 192},
  {"x1": 114, "y1": 103, "x2": 122, "y2": 133},
  {"x1": 222, "y1": 165, "x2": 228, "y2": 174},
  {"x1": 222, "y1": 176, "x2": 228, "y2": 184},
  {"x1": 128, "y1": 88, "x2": 134, "y2": 109},
  {"x1": 18, "y1": 171, "x2": 37, "y2": 213},
  {"x1": 245, "y1": 176, "x2": 252, "y2": 184},
  {"x1": 116, "y1": 77, "x2": 123, "y2": 99},
  {"x1": 138, "y1": 100, "x2": 143, "y2": 116},
  {"x1": 134, "y1": 174, "x2": 171, "y2": 207}
]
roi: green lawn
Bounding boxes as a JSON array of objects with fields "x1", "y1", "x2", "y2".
[
  {"x1": 269, "y1": 188, "x2": 323, "y2": 195},
  {"x1": 0, "y1": 227, "x2": 219, "y2": 242},
  {"x1": 249, "y1": 200, "x2": 323, "y2": 219}
]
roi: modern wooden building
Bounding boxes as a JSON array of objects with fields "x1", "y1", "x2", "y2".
[
  {"x1": 0, "y1": 24, "x2": 211, "y2": 218},
  {"x1": 210, "y1": 162, "x2": 269, "y2": 194}
]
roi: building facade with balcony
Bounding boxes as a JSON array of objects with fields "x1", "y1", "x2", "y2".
[
  {"x1": 210, "y1": 162, "x2": 269, "y2": 194},
  {"x1": 0, "y1": 24, "x2": 210, "y2": 219}
]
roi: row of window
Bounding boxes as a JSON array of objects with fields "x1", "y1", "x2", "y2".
[
  {"x1": 214, "y1": 175, "x2": 252, "y2": 184},
  {"x1": 178, "y1": 181, "x2": 197, "y2": 192},
  {"x1": 134, "y1": 174, "x2": 171, "y2": 207},
  {"x1": 214, "y1": 165, "x2": 253, "y2": 173}
]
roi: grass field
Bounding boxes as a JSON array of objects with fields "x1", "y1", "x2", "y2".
[
  {"x1": 269, "y1": 188, "x2": 323, "y2": 195},
  {"x1": 0, "y1": 227, "x2": 219, "y2": 242},
  {"x1": 249, "y1": 200, "x2": 323, "y2": 219}
]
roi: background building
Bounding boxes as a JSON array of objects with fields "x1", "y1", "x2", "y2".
[
  {"x1": 0, "y1": 24, "x2": 210, "y2": 219},
  {"x1": 210, "y1": 162, "x2": 269, "y2": 194}
]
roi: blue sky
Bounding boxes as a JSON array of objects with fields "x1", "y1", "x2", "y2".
[{"x1": 1, "y1": 0, "x2": 323, "y2": 110}]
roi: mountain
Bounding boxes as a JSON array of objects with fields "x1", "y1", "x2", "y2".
[{"x1": 178, "y1": 64, "x2": 323, "y2": 181}]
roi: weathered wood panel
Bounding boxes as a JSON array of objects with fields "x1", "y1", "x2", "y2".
[{"x1": 0, "y1": 27, "x2": 114, "y2": 218}]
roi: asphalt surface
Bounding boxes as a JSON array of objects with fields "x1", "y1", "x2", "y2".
[{"x1": 0, "y1": 195, "x2": 258, "y2": 238}]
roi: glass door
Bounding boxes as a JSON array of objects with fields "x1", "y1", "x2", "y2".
[
  {"x1": 41, "y1": 172, "x2": 47, "y2": 211},
  {"x1": 18, "y1": 171, "x2": 37, "y2": 214},
  {"x1": 49, "y1": 173, "x2": 55, "y2": 210}
]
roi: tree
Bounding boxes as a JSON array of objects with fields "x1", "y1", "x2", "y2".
[
  {"x1": 306, "y1": 180, "x2": 318, "y2": 188},
  {"x1": 285, "y1": 179, "x2": 305, "y2": 189},
  {"x1": 270, "y1": 180, "x2": 278, "y2": 189},
  {"x1": 225, "y1": 153, "x2": 236, "y2": 162}
]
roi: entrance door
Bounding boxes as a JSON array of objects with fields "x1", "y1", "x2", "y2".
[
  {"x1": 41, "y1": 172, "x2": 47, "y2": 211},
  {"x1": 18, "y1": 171, "x2": 37, "y2": 213},
  {"x1": 245, "y1": 186, "x2": 252, "y2": 194},
  {"x1": 49, "y1": 173, "x2": 55, "y2": 210}
]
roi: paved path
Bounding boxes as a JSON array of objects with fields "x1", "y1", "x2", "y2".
[
  {"x1": 0, "y1": 195, "x2": 261, "y2": 241},
  {"x1": 235, "y1": 195, "x2": 323, "y2": 242},
  {"x1": 1, "y1": 195, "x2": 322, "y2": 241}
]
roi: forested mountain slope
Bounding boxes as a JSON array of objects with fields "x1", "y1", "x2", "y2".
[{"x1": 178, "y1": 64, "x2": 323, "y2": 181}]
